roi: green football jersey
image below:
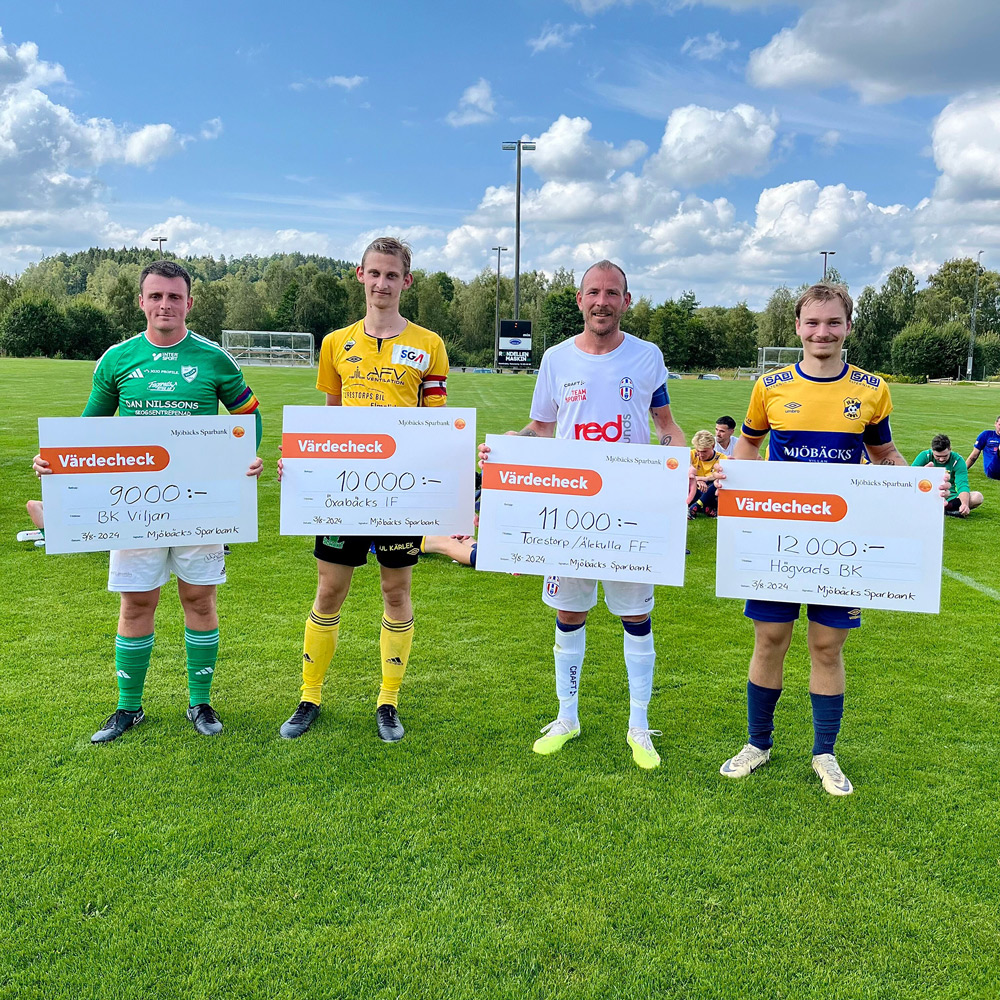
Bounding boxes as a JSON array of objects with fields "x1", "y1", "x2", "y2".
[
  {"x1": 911, "y1": 448, "x2": 968, "y2": 500},
  {"x1": 84, "y1": 331, "x2": 260, "y2": 443}
]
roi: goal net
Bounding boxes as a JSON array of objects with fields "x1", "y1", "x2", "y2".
[
  {"x1": 221, "y1": 330, "x2": 315, "y2": 367},
  {"x1": 757, "y1": 345, "x2": 847, "y2": 374}
]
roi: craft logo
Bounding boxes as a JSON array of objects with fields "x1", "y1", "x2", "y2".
[
  {"x1": 282, "y1": 433, "x2": 396, "y2": 459},
  {"x1": 719, "y1": 489, "x2": 847, "y2": 522},
  {"x1": 232, "y1": 426, "x2": 246, "y2": 438},
  {"x1": 918, "y1": 479, "x2": 933, "y2": 492},
  {"x1": 619, "y1": 377, "x2": 634, "y2": 401},
  {"x1": 545, "y1": 577, "x2": 560, "y2": 598},
  {"x1": 843, "y1": 397, "x2": 862, "y2": 420},
  {"x1": 483, "y1": 463, "x2": 602, "y2": 496},
  {"x1": 666, "y1": 457, "x2": 679, "y2": 470},
  {"x1": 181, "y1": 365, "x2": 198, "y2": 383},
  {"x1": 784, "y1": 401, "x2": 802, "y2": 413},
  {"x1": 453, "y1": 418, "x2": 467, "y2": 430},
  {"x1": 41, "y1": 445, "x2": 171, "y2": 474}
]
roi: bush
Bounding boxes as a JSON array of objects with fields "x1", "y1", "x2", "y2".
[
  {"x1": 0, "y1": 295, "x2": 69, "y2": 357},
  {"x1": 890, "y1": 320, "x2": 966, "y2": 378},
  {"x1": 64, "y1": 300, "x2": 118, "y2": 360}
]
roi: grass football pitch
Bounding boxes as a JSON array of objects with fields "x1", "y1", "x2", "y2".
[{"x1": 2, "y1": 358, "x2": 999, "y2": 1000}]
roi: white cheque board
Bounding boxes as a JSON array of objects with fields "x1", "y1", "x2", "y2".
[
  {"x1": 476, "y1": 435, "x2": 690, "y2": 585},
  {"x1": 279, "y1": 406, "x2": 476, "y2": 536},
  {"x1": 715, "y1": 461, "x2": 947, "y2": 613},
  {"x1": 38, "y1": 415, "x2": 258, "y2": 554}
]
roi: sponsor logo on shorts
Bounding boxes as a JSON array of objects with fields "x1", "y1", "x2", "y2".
[
  {"x1": 407, "y1": 548, "x2": 420, "y2": 556},
  {"x1": 545, "y1": 576, "x2": 560, "y2": 598},
  {"x1": 848, "y1": 608, "x2": 861, "y2": 618},
  {"x1": 843, "y1": 397, "x2": 862, "y2": 420},
  {"x1": 323, "y1": 536, "x2": 345, "y2": 549},
  {"x1": 181, "y1": 365, "x2": 198, "y2": 382}
]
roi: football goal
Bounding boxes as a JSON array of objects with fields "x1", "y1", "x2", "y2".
[
  {"x1": 221, "y1": 330, "x2": 315, "y2": 367},
  {"x1": 756, "y1": 345, "x2": 848, "y2": 374}
]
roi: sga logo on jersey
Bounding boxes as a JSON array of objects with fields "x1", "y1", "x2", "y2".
[{"x1": 391, "y1": 343, "x2": 431, "y2": 372}]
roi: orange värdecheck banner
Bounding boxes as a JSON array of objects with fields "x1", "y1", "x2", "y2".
[
  {"x1": 40, "y1": 445, "x2": 170, "y2": 474},
  {"x1": 482, "y1": 463, "x2": 602, "y2": 496},
  {"x1": 718, "y1": 489, "x2": 847, "y2": 522},
  {"x1": 282, "y1": 433, "x2": 397, "y2": 459}
]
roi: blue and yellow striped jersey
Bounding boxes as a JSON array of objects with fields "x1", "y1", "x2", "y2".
[{"x1": 742, "y1": 363, "x2": 893, "y2": 463}]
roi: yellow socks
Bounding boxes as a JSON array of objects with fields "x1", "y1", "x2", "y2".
[
  {"x1": 378, "y1": 615, "x2": 414, "y2": 707},
  {"x1": 301, "y1": 608, "x2": 339, "y2": 704}
]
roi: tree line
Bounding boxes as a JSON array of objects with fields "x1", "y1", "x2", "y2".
[{"x1": 1, "y1": 248, "x2": 998, "y2": 378}]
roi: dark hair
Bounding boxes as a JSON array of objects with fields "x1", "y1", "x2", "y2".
[
  {"x1": 140, "y1": 260, "x2": 192, "y2": 296},
  {"x1": 716, "y1": 416, "x2": 736, "y2": 430},
  {"x1": 580, "y1": 260, "x2": 628, "y2": 296},
  {"x1": 931, "y1": 433, "x2": 951, "y2": 452}
]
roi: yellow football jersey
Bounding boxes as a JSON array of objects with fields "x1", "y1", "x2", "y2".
[
  {"x1": 742, "y1": 362, "x2": 893, "y2": 463},
  {"x1": 317, "y1": 319, "x2": 448, "y2": 407},
  {"x1": 690, "y1": 449, "x2": 724, "y2": 478}
]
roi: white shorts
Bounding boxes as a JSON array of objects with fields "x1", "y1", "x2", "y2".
[
  {"x1": 108, "y1": 545, "x2": 226, "y2": 592},
  {"x1": 541, "y1": 576, "x2": 654, "y2": 617}
]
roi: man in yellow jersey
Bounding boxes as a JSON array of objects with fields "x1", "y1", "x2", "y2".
[
  {"x1": 688, "y1": 429, "x2": 725, "y2": 519},
  {"x1": 279, "y1": 237, "x2": 448, "y2": 743}
]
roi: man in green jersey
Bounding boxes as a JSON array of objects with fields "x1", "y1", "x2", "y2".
[
  {"x1": 913, "y1": 433, "x2": 983, "y2": 517},
  {"x1": 33, "y1": 260, "x2": 263, "y2": 742}
]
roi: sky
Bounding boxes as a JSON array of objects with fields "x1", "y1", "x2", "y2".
[{"x1": 2, "y1": 0, "x2": 1000, "y2": 307}]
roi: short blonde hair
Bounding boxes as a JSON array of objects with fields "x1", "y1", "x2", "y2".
[
  {"x1": 692, "y1": 430, "x2": 715, "y2": 450},
  {"x1": 361, "y1": 236, "x2": 412, "y2": 275}
]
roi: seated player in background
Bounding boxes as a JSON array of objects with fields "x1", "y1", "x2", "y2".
[
  {"x1": 966, "y1": 416, "x2": 1000, "y2": 484},
  {"x1": 688, "y1": 429, "x2": 725, "y2": 519},
  {"x1": 714, "y1": 416, "x2": 738, "y2": 457},
  {"x1": 913, "y1": 434, "x2": 982, "y2": 517}
]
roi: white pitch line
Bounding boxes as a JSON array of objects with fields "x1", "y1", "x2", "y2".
[{"x1": 943, "y1": 567, "x2": 1000, "y2": 602}]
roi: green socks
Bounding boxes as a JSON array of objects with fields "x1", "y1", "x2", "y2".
[
  {"x1": 185, "y1": 627, "x2": 219, "y2": 707},
  {"x1": 115, "y1": 634, "x2": 154, "y2": 710}
]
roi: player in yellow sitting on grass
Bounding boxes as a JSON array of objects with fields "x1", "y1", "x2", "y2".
[
  {"x1": 688, "y1": 429, "x2": 726, "y2": 519},
  {"x1": 278, "y1": 237, "x2": 448, "y2": 744}
]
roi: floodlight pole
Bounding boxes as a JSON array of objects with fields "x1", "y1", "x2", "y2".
[
  {"x1": 502, "y1": 139, "x2": 536, "y2": 320},
  {"x1": 967, "y1": 250, "x2": 984, "y2": 380},
  {"x1": 151, "y1": 236, "x2": 167, "y2": 258},
  {"x1": 492, "y1": 246, "x2": 508, "y2": 370},
  {"x1": 821, "y1": 250, "x2": 836, "y2": 281}
]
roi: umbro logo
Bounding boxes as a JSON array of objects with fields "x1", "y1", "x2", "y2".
[
  {"x1": 346, "y1": 355, "x2": 362, "y2": 363},
  {"x1": 784, "y1": 401, "x2": 802, "y2": 413},
  {"x1": 127, "y1": 368, "x2": 144, "y2": 379}
]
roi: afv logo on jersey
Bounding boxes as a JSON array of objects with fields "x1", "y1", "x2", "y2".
[
  {"x1": 181, "y1": 366, "x2": 198, "y2": 383},
  {"x1": 391, "y1": 343, "x2": 431, "y2": 372},
  {"x1": 843, "y1": 397, "x2": 862, "y2": 419},
  {"x1": 619, "y1": 377, "x2": 634, "y2": 401}
]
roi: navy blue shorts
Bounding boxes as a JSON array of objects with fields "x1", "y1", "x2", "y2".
[{"x1": 744, "y1": 599, "x2": 861, "y2": 630}]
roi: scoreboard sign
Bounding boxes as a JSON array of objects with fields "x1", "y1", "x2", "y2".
[{"x1": 498, "y1": 319, "x2": 533, "y2": 370}]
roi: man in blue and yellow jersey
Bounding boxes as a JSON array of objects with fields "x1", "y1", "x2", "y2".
[
  {"x1": 279, "y1": 237, "x2": 448, "y2": 744},
  {"x1": 33, "y1": 260, "x2": 263, "y2": 743},
  {"x1": 718, "y1": 283, "x2": 908, "y2": 796}
]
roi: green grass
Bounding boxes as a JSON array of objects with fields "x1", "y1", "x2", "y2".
[{"x1": 2, "y1": 358, "x2": 999, "y2": 999}]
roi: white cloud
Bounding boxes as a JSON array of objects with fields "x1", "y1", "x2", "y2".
[
  {"x1": 200, "y1": 117, "x2": 223, "y2": 140},
  {"x1": 747, "y1": 0, "x2": 1000, "y2": 103},
  {"x1": 525, "y1": 115, "x2": 646, "y2": 180},
  {"x1": 528, "y1": 23, "x2": 586, "y2": 54},
  {"x1": 681, "y1": 32, "x2": 739, "y2": 61},
  {"x1": 445, "y1": 78, "x2": 496, "y2": 127},
  {"x1": 139, "y1": 216, "x2": 334, "y2": 259},
  {"x1": 327, "y1": 74, "x2": 365, "y2": 90},
  {"x1": 816, "y1": 129, "x2": 840, "y2": 153},
  {"x1": 932, "y1": 90, "x2": 1000, "y2": 199},
  {"x1": 644, "y1": 103, "x2": 777, "y2": 186}
]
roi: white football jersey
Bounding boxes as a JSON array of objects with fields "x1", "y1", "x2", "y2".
[{"x1": 530, "y1": 333, "x2": 668, "y2": 444}]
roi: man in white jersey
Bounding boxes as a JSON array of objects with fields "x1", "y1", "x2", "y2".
[{"x1": 480, "y1": 260, "x2": 685, "y2": 769}]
